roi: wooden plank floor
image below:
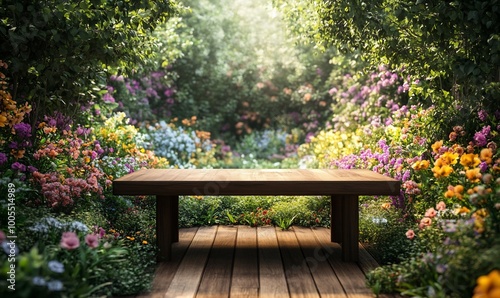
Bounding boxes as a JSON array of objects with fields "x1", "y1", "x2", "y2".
[{"x1": 133, "y1": 226, "x2": 387, "y2": 298}]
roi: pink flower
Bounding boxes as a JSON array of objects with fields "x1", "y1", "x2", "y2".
[
  {"x1": 60, "y1": 232, "x2": 80, "y2": 250},
  {"x1": 405, "y1": 229, "x2": 415, "y2": 240},
  {"x1": 85, "y1": 234, "x2": 99, "y2": 249},
  {"x1": 436, "y1": 201, "x2": 446, "y2": 211},
  {"x1": 419, "y1": 217, "x2": 432, "y2": 229},
  {"x1": 425, "y1": 207, "x2": 437, "y2": 218},
  {"x1": 0, "y1": 230, "x2": 5, "y2": 243}
]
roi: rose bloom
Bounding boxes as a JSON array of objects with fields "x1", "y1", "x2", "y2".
[
  {"x1": 405, "y1": 229, "x2": 415, "y2": 240},
  {"x1": 425, "y1": 207, "x2": 437, "y2": 218},
  {"x1": 85, "y1": 234, "x2": 99, "y2": 249},
  {"x1": 436, "y1": 201, "x2": 446, "y2": 211},
  {"x1": 419, "y1": 217, "x2": 432, "y2": 229},
  {"x1": 60, "y1": 232, "x2": 80, "y2": 250}
]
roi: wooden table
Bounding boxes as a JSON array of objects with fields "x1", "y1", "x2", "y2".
[{"x1": 112, "y1": 169, "x2": 400, "y2": 262}]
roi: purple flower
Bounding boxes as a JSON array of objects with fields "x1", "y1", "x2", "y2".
[
  {"x1": 478, "y1": 110, "x2": 488, "y2": 121},
  {"x1": 481, "y1": 125, "x2": 491, "y2": 136},
  {"x1": 0, "y1": 153, "x2": 7, "y2": 165},
  {"x1": 479, "y1": 161, "x2": 488, "y2": 172},
  {"x1": 28, "y1": 166, "x2": 38, "y2": 173},
  {"x1": 8, "y1": 142, "x2": 18, "y2": 149},
  {"x1": 102, "y1": 93, "x2": 115, "y2": 103},
  {"x1": 14, "y1": 123, "x2": 32, "y2": 139},
  {"x1": 474, "y1": 132, "x2": 487, "y2": 147},
  {"x1": 11, "y1": 162, "x2": 27, "y2": 172}
]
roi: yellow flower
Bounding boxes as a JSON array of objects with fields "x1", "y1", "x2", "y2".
[
  {"x1": 461, "y1": 153, "x2": 481, "y2": 169},
  {"x1": 473, "y1": 270, "x2": 500, "y2": 298},
  {"x1": 441, "y1": 151, "x2": 459, "y2": 165},
  {"x1": 432, "y1": 164, "x2": 454, "y2": 178},
  {"x1": 142, "y1": 240, "x2": 148, "y2": 245},
  {"x1": 126, "y1": 236, "x2": 135, "y2": 241}
]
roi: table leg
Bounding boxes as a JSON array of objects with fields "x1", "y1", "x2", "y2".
[
  {"x1": 331, "y1": 195, "x2": 359, "y2": 262},
  {"x1": 330, "y1": 196, "x2": 343, "y2": 243},
  {"x1": 156, "y1": 195, "x2": 179, "y2": 261}
]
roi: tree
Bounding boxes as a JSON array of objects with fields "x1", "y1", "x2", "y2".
[
  {"x1": 0, "y1": 0, "x2": 175, "y2": 123},
  {"x1": 275, "y1": 0, "x2": 500, "y2": 137}
]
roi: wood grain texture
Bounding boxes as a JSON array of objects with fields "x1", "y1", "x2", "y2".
[
  {"x1": 293, "y1": 226, "x2": 347, "y2": 298},
  {"x1": 113, "y1": 169, "x2": 400, "y2": 196},
  {"x1": 231, "y1": 226, "x2": 260, "y2": 298},
  {"x1": 312, "y1": 228, "x2": 373, "y2": 298},
  {"x1": 258, "y1": 226, "x2": 290, "y2": 297},
  {"x1": 138, "y1": 227, "x2": 198, "y2": 298},
  {"x1": 165, "y1": 226, "x2": 217, "y2": 297},
  {"x1": 196, "y1": 226, "x2": 237, "y2": 298},
  {"x1": 135, "y1": 227, "x2": 383, "y2": 298}
]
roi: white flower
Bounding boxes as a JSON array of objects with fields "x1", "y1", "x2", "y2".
[{"x1": 65, "y1": 221, "x2": 89, "y2": 233}]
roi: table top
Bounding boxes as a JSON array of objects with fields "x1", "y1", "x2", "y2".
[{"x1": 113, "y1": 169, "x2": 400, "y2": 196}]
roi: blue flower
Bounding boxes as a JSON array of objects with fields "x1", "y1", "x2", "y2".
[
  {"x1": 47, "y1": 280, "x2": 63, "y2": 291},
  {"x1": 48, "y1": 260, "x2": 64, "y2": 273},
  {"x1": 32, "y1": 276, "x2": 46, "y2": 286}
]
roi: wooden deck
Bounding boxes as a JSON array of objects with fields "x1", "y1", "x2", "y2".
[{"x1": 129, "y1": 225, "x2": 390, "y2": 298}]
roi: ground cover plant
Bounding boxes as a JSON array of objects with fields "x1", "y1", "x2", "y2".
[{"x1": 1, "y1": 0, "x2": 500, "y2": 297}]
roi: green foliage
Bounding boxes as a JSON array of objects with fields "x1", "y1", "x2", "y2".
[
  {"x1": 0, "y1": 0, "x2": 175, "y2": 122},
  {"x1": 178, "y1": 195, "x2": 330, "y2": 228},
  {"x1": 359, "y1": 200, "x2": 414, "y2": 264},
  {"x1": 276, "y1": 0, "x2": 500, "y2": 137}
]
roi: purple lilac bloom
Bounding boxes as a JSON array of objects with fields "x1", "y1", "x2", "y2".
[{"x1": 14, "y1": 123, "x2": 32, "y2": 139}]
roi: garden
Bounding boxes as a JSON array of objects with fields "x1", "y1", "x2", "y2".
[{"x1": 0, "y1": 0, "x2": 499, "y2": 297}]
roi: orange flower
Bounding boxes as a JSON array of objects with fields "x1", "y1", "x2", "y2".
[
  {"x1": 461, "y1": 153, "x2": 481, "y2": 169},
  {"x1": 480, "y1": 148, "x2": 493, "y2": 164},
  {"x1": 381, "y1": 202, "x2": 391, "y2": 210},
  {"x1": 0, "y1": 113, "x2": 7, "y2": 127},
  {"x1": 11, "y1": 149, "x2": 25, "y2": 159},
  {"x1": 466, "y1": 168, "x2": 482, "y2": 182},
  {"x1": 412, "y1": 160, "x2": 430, "y2": 170},
  {"x1": 455, "y1": 206, "x2": 470, "y2": 215},
  {"x1": 431, "y1": 140, "x2": 443, "y2": 153},
  {"x1": 473, "y1": 270, "x2": 500, "y2": 298},
  {"x1": 444, "y1": 184, "x2": 464, "y2": 200}
]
